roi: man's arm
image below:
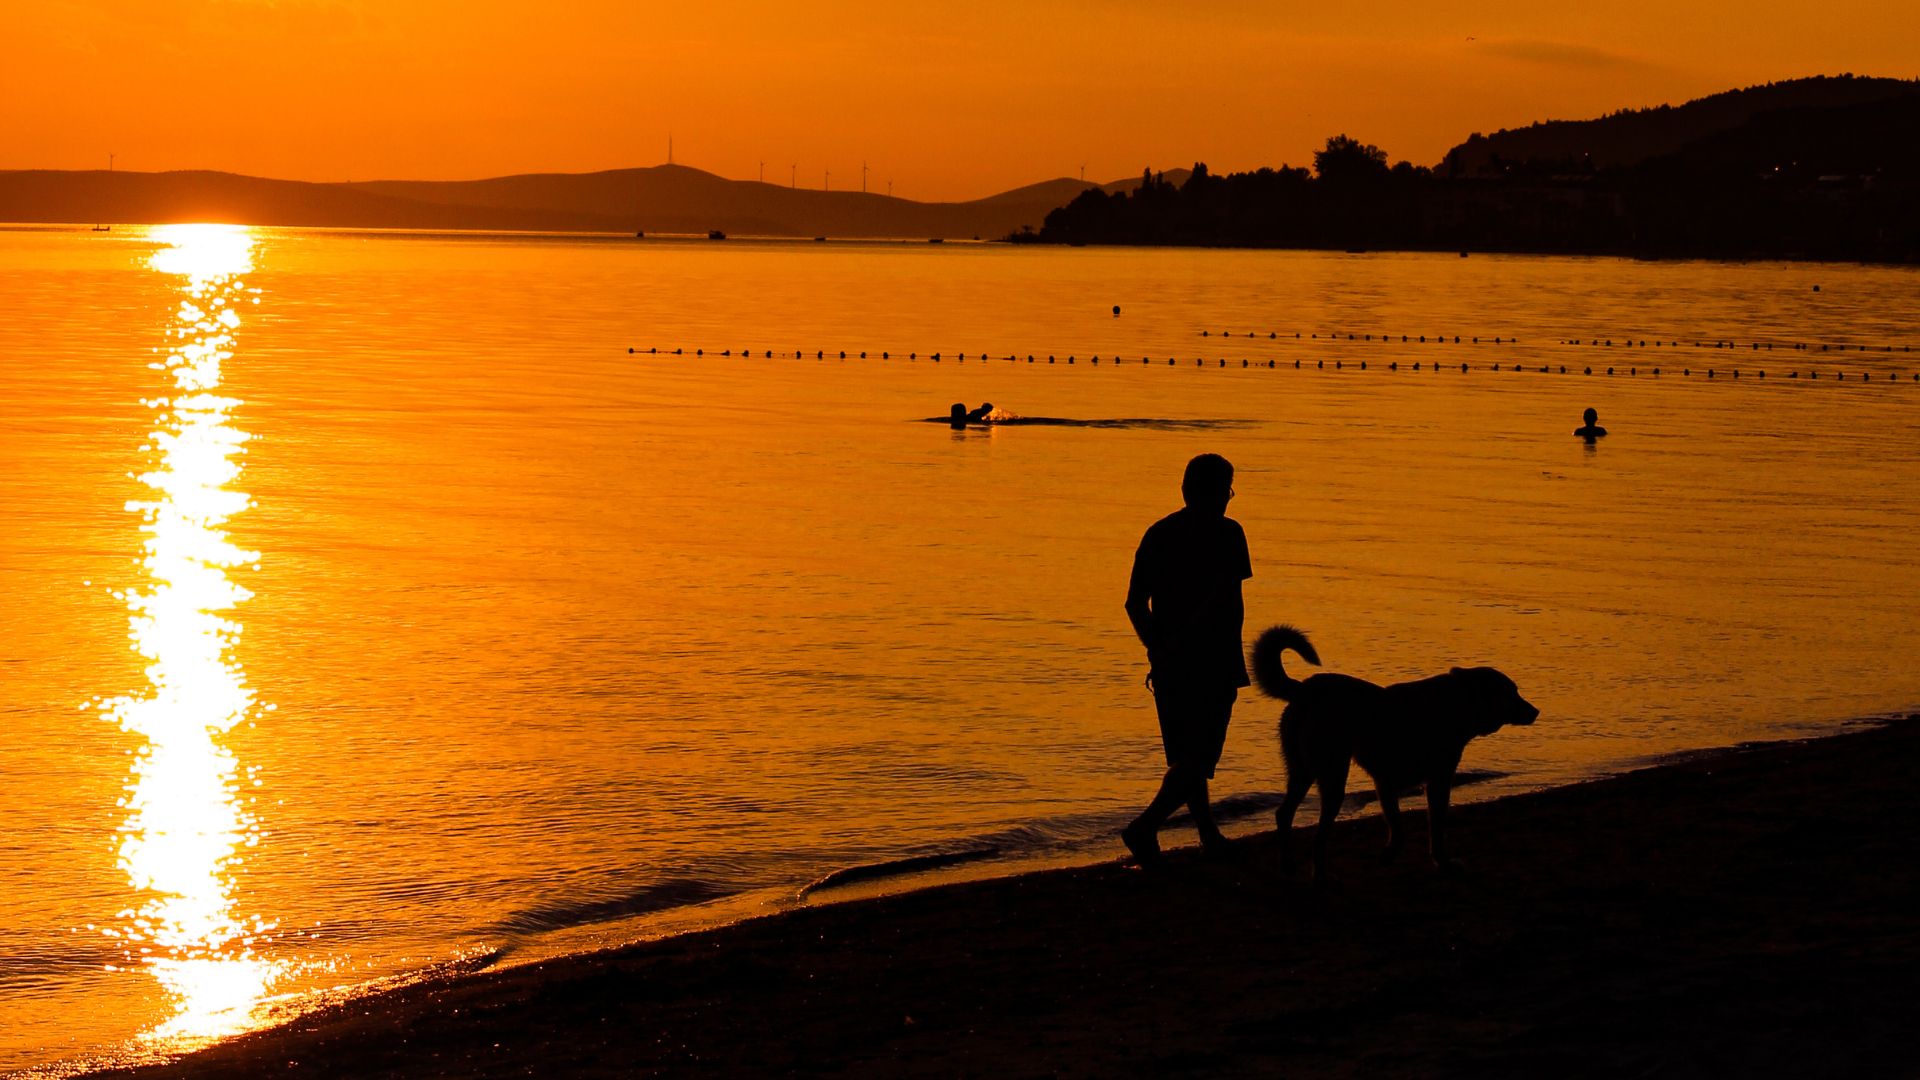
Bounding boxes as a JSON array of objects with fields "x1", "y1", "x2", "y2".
[
  {"x1": 1126, "y1": 589, "x2": 1155, "y2": 651},
  {"x1": 1125, "y1": 539, "x2": 1156, "y2": 652}
]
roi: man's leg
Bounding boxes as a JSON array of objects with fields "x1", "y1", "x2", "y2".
[
  {"x1": 1186, "y1": 688, "x2": 1235, "y2": 850},
  {"x1": 1185, "y1": 778, "x2": 1229, "y2": 850},
  {"x1": 1124, "y1": 763, "x2": 1197, "y2": 862}
]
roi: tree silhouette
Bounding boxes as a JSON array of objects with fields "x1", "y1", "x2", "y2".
[{"x1": 1313, "y1": 135, "x2": 1390, "y2": 185}]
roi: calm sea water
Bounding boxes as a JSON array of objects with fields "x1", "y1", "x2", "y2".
[{"x1": 3, "y1": 225, "x2": 1918, "y2": 1072}]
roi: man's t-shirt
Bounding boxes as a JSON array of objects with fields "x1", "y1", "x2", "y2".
[{"x1": 1127, "y1": 507, "x2": 1252, "y2": 688}]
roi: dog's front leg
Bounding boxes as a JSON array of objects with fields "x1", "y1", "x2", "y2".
[
  {"x1": 1427, "y1": 777, "x2": 1458, "y2": 872},
  {"x1": 1376, "y1": 782, "x2": 1405, "y2": 861}
]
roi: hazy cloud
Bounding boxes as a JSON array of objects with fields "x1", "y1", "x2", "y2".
[{"x1": 1477, "y1": 38, "x2": 1659, "y2": 72}]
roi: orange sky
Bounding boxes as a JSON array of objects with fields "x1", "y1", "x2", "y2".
[{"x1": 5, "y1": 1, "x2": 1914, "y2": 201}]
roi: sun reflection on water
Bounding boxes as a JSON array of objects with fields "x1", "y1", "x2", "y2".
[{"x1": 98, "y1": 223, "x2": 283, "y2": 1043}]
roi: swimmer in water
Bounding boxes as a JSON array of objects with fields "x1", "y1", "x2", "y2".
[
  {"x1": 1574, "y1": 407, "x2": 1608, "y2": 441},
  {"x1": 950, "y1": 402, "x2": 969, "y2": 428},
  {"x1": 966, "y1": 402, "x2": 994, "y2": 423}
]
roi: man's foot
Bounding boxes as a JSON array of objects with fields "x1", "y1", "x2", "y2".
[{"x1": 1121, "y1": 821, "x2": 1161, "y2": 867}]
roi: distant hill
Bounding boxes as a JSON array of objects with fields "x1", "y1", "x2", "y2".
[
  {"x1": 1441, "y1": 75, "x2": 1920, "y2": 176},
  {"x1": 0, "y1": 164, "x2": 1161, "y2": 239}
]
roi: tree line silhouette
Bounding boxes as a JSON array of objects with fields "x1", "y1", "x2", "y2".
[{"x1": 1024, "y1": 89, "x2": 1920, "y2": 261}]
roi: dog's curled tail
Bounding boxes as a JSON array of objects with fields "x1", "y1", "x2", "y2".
[{"x1": 1250, "y1": 624, "x2": 1320, "y2": 700}]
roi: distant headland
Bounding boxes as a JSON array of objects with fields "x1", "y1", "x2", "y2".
[{"x1": 1027, "y1": 76, "x2": 1920, "y2": 262}]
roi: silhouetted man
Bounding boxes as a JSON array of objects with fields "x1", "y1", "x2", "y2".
[{"x1": 1122, "y1": 453, "x2": 1251, "y2": 864}]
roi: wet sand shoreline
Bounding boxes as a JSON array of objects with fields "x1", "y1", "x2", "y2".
[{"x1": 98, "y1": 717, "x2": 1920, "y2": 1078}]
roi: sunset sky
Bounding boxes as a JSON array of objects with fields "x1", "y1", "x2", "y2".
[{"x1": 6, "y1": 0, "x2": 1915, "y2": 201}]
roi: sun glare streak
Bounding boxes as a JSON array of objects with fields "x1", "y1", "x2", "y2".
[{"x1": 97, "y1": 223, "x2": 283, "y2": 1044}]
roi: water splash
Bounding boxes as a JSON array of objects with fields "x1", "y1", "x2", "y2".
[{"x1": 97, "y1": 224, "x2": 283, "y2": 1044}]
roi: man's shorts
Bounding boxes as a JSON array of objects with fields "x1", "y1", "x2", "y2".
[{"x1": 1152, "y1": 682, "x2": 1238, "y2": 778}]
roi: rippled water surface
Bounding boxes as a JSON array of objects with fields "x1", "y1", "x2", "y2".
[{"x1": 3, "y1": 226, "x2": 1918, "y2": 1071}]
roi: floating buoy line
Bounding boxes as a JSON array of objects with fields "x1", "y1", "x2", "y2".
[
  {"x1": 625, "y1": 345, "x2": 1920, "y2": 383},
  {"x1": 1197, "y1": 329, "x2": 1915, "y2": 353}
]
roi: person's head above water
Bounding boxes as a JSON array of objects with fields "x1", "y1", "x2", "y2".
[
  {"x1": 1181, "y1": 453, "x2": 1235, "y2": 515},
  {"x1": 1583, "y1": 407, "x2": 1598, "y2": 426}
]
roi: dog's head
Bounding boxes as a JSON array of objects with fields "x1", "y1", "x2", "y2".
[{"x1": 1447, "y1": 666, "x2": 1540, "y2": 737}]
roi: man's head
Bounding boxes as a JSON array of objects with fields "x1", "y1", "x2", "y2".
[
  {"x1": 1583, "y1": 407, "x2": 1598, "y2": 426},
  {"x1": 1182, "y1": 453, "x2": 1235, "y2": 514}
]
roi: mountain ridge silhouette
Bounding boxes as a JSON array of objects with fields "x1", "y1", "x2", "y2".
[{"x1": 0, "y1": 162, "x2": 1184, "y2": 238}]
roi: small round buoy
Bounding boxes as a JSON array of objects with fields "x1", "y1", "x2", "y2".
[
  {"x1": 1813, "y1": 284, "x2": 1821, "y2": 292},
  {"x1": 627, "y1": 347, "x2": 634, "y2": 354},
  {"x1": 1113, "y1": 305, "x2": 1121, "y2": 317}
]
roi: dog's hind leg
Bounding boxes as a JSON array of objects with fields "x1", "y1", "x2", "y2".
[
  {"x1": 1311, "y1": 760, "x2": 1350, "y2": 883},
  {"x1": 1275, "y1": 764, "x2": 1312, "y2": 873}
]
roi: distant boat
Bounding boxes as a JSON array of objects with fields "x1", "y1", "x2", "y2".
[
  {"x1": 814, "y1": 236, "x2": 827, "y2": 242},
  {"x1": 707, "y1": 229, "x2": 727, "y2": 240},
  {"x1": 634, "y1": 230, "x2": 645, "y2": 238},
  {"x1": 927, "y1": 237, "x2": 944, "y2": 244}
]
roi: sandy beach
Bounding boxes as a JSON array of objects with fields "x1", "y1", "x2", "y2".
[{"x1": 97, "y1": 717, "x2": 1919, "y2": 1078}]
